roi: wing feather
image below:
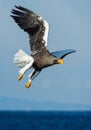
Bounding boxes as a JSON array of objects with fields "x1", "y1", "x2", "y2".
[
  {"x1": 11, "y1": 6, "x2": 49, "y2": 54},
  {"x1": 51, "y1": 49, "x2": 76, "y2": 59}
]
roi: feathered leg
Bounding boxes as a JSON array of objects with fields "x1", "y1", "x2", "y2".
[
  {"x1": 25, "y1": 69, "x2": 40, "y2": 88},
  {"x1": 18, "y1": 61, "x2": 34, "y2": 80}
]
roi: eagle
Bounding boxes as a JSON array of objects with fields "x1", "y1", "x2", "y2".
[{"x1": 11, "y1": 6, "x2": 76, "y2": 88}]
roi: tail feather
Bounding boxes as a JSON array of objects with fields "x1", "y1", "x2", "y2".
[{"x1": 13, "y1": 49, "x2": 34, "y2": 68}]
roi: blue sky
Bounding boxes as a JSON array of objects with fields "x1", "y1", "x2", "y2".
[{"x1": 0, "y1": 0, "x2": 91, "y2": 110}]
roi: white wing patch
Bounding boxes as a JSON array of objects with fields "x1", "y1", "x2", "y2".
[
  {"x1": 43, "y1": 19, "x2": 49, "y2": 47},
  {"x1": 13, "y1": 49, "x2": 34, "y2": 68},
  {"x1": 38, "y1": 16, "x2": 49, "y2": 47}
]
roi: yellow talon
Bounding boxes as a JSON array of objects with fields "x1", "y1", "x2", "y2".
[
  {"x1": 18, "y1": 74, "x2": 24, "y2": 81},
  {"x1": 25, "y1": 81, "x2": 32, "y2": 88}
]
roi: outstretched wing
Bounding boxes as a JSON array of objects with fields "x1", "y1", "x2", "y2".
[
  {"x1": 11, "y1": 6, "x2": 49, "y2": 54},
  {"x1": 51, "y1": 49, "x2": 76, "y2": 59}
]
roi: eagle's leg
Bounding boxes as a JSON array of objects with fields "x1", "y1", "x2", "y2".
[
  {"x1": 18, "y1": 60, "x2": 34, "y2": 80},
  {"x1": 25, "y1": 69, "x2": 40, "y2": 88}
]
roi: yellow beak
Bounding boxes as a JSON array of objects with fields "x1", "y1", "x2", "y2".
[{"x1": 57, "y1": 59, "x2": 64, "y2": 64}]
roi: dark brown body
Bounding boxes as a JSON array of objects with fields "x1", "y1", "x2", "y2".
[{"x1": 32, "y1": 49, "x2": 57, "y2": 70}]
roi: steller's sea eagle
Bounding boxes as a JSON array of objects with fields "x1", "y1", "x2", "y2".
[{"x1": 11, "y1": 6, "x2": 76, "y2": 88}]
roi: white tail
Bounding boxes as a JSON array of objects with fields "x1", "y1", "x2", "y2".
[{"x1": 13, "y1": 49, "x2": 34, "y2": 68}]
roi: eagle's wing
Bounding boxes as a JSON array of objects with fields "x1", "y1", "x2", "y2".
[
  {"x1": 51, "y1": 49, "x2": 76, "y2": 59},
  {"x1": 11, "y1": 6, "x2": 49, "y2": 54}
]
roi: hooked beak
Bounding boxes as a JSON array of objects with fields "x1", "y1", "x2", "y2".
[{"x1": 57, "y1": 59, "x2": 64, "y2": 64}]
